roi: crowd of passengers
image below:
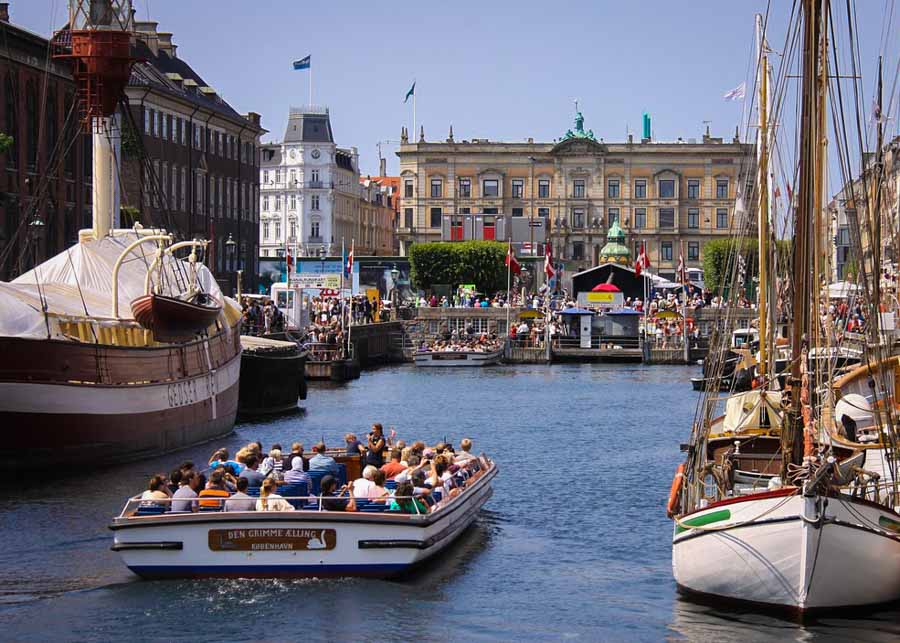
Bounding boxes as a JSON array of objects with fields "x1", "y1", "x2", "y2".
[{"x1": 137, "y1": 425, "x2": 484, "y2": 515}]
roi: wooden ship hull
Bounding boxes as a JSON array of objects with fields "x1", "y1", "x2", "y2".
[{"x1": 0, "y1": 324, "x2": 241, "y2": 472}]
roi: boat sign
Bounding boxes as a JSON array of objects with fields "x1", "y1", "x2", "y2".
[{"x1": 208, "y1": 528, "x2": 336, "y2": 551}]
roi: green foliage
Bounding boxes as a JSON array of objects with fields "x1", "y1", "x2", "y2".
[
  {"x1": 120, "y1": 119, "x2": 141, "y2": 159},
  {"x1": 408, "y1": 241, "x2": 509, "y2": 293},
  {"x1": 120, "y1": 206, "x2": 141, "y2": 227},
  {"x1": 0, "y1": 132, "x2": 13, "y2": 154},
  {"x1": 702, "y1": 237, "x2": 791, "y2": 293}
]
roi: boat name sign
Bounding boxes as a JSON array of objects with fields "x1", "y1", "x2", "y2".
[{"x1": 208, "y1": 528, "x2": 336, "y2": 551}]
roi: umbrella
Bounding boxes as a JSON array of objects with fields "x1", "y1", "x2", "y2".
[{"x1": 591, "y1": 283, "x2": 621, "y2": 292}]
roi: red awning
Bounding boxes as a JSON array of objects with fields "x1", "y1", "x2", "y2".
[{"x1": 591, "y1": 283, "x2": 621, "y2": 292}]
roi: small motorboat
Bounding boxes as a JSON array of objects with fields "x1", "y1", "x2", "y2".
[
  {"x1": 414, "y1": 347, "x2": 504, "y2": 367},
  {"x1": 132, "y1": 291, "x2": 222, "y2": 342}
]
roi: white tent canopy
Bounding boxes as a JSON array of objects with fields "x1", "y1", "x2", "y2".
[{"x1": 827, "y1": 281, "x2": 860, "y2": 299}]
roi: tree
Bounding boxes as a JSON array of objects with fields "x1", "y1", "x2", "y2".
[
  {"x1": 702, "y1": 236, "x2": 791, "y2": 294},
  {"x1": 408, "y1": 241, "x2": 508, "y2": 294},
  {"x1": 0, "y1": 132, "x2": 13, "y2": 154}
]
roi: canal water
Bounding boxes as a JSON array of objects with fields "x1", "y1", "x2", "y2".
[{"x1": 2, "y1": 364, "x2": 899, "y2": 641}]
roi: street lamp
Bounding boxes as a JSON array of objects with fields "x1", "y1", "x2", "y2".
[
  {"x1": 225, "y1": 233, "x2": 236, "y2": 295},
  {"x1": 390, "y1": 264, "x2": 400, "y2": 320},
  {"x1": 28, "y1": 217, "x2": 45, "y2": 268}
]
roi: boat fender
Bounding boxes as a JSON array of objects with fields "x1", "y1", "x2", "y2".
[{"x1": 666, "y1": 463, "x2": 685, "y2": 518}]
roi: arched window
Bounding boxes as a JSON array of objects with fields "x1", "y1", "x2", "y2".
[
  {"x1": 45, "y1": 87, "x2": 57, "y2": 165},
  {"x1": 4, "y1": 72, "x2": 17, "y2": 168},
  {"x1": 25, "y1": 79, "x2": 38, "y2": 170}
]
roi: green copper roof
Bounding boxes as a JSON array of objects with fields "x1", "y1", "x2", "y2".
[
  {"x1": 561, "y1": 110, "x2": 596, "y2": 141},
  {"x1": 599, "y1": 221, "x2": 630, "y2": 261}
]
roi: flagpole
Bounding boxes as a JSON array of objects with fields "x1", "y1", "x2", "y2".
[
  {"x1": 309, "y1": 62, "x2": 313, "y2": 107},
  {"x1": 348, "y1": 239, "x2": 353, "y2": 354},
  {"x1": 506, "y1": 242, "x2": 512, "y2": 343},
  {"x1": 413, "y1": 84, "x2": 417, "y2": 141}
]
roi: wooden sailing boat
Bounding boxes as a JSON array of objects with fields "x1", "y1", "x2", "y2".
[{"x1": 669, "y1": 2, "x2": 900, "y2": 611}]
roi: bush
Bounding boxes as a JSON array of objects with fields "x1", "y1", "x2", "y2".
[
  {"x1": 408, "y1": 241, "x2": 509, "y2": 293},
  {"x1": 702, "y1": 236, "x2": 790, "y2": 294},
  {"x1": 0, "y1": 132, "x2": 13, "y2": 154}
]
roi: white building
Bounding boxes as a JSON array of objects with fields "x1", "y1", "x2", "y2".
[{"x1": 258, "y1": 106, "x2": 360, "y2": 258}]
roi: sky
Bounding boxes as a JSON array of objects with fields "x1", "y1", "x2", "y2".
[{"x1": 8, "y1": 0, "x2": 898, "y2": 179}]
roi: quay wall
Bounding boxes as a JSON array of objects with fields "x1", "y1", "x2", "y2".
[{"x1": 348, "y1": 321, "x2": 406, "y2": 368}]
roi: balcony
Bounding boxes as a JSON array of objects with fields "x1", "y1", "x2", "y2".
[
  {"x1": 308, "y1": 236, "x2": 323, "y2": 244},
  {"x1": 307, "y1": 180, "x2": 324, "y2": 189}
]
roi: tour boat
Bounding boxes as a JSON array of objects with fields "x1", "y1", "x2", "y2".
[
  {"x1": 110, "y1": 455, "x2": 497, "y2": 579},
  {"x1": 413, "y1": 347, "x2": 504, "y2": 367}
]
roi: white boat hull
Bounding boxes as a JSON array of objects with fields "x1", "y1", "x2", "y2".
[
  {"x1": 111, "y1": 463, "x2": 496, "y2": 578},
  {"x1": 672, "y1": 490, "x2": 900, "y2": 610},
  {"x1": 414, "y1": 349, "x2": 503, "y2": 367}
]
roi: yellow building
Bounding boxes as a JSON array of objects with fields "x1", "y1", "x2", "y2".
[{"x1": 396, "y1": 111, "x2": 756, "y2": 284}]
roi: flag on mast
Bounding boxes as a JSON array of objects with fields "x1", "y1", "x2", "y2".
[
  {"x1": 544, "y1": 242, "x2": 556, "y2": 280},
  {"x1": 505, "y1": 240, "x2": 521, "y2": 275},
  {"x1": 404, "y1": 81, "x2": 416, "y2": 103},
  {"x1": 292, "y1": 55, "x2": 311, "y2": 70},
  {"x1": 345, "y1": 241, "x2": 354, "y2": 277},
  {"x1": 723, "y1": 82, "x2": 746, "y2": 102},
  {"x1": 634, "y1": 242, "x2": 650, "y2": 276},
  {"x1": 286, "y1": 246, "x2": 293, "y2": 281},
  {"x1": 677, "y1": 248, "x2": 688, "y2": 284}
]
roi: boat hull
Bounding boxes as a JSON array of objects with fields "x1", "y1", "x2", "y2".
[
  {"x1": 111, "y1": 463, "x2": 496, "y2": 579},
  {"x1": 238, "y1": 341, "x2": 306, "y2": 417},
  {"x1": 414, "y1": 349, "x2": 503, "y2": 367},
  {"x1": 0, "y1": 326, "x2": 241, "y2": 472},
  {"x1": 672, "y1": 491, "x2": 900, "y2": 610}
]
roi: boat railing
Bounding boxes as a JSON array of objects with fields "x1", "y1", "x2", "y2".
[{"x1": 304, "y1": 342, "x2": 345, "y2": 361}]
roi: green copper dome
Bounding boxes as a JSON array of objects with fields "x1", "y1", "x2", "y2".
[{"x1": 599, "y1": 221, "x2": 630, "y2": 264}]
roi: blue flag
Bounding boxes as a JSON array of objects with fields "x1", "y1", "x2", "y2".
[
  {"x1": 293, "y1": 55, "x2": 311, "y2": 70},
  {"x1": 404, "y1": 81, "x2": 415, "y2": 103}
]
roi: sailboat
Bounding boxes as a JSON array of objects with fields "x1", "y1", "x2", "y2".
[
  {"x1": 669, "y1": 2, "x2": 900, "y2": 611},
  {"x1": 0, "y1": 1, "x2": 242, "y2": 471}
]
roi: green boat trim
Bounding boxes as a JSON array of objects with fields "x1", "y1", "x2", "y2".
[
  {"x1": 675, "y1": 509, "x2": 732, "y2": 535},
  {"x1": 878, "y1": 515, "x2": 900, "y2": 534}
]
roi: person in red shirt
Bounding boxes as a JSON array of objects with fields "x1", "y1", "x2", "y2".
[{"x1": 380, "y1": 449, "x2": 407, "y2": 480}]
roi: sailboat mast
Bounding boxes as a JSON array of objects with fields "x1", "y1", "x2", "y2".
[
  {"x1": 873, "y1": 56, "x2": 884, "y2": 318},
  {"x1": 757, "y1": 49, "x2": 770, "y2": 383},
  {"x1": 787, "y1": 0, "x2": 825, "y2": 472}
]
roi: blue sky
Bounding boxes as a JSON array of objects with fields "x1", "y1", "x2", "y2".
[{"x1": 10, "y1": 1, "x2": 896, "y2": 178}]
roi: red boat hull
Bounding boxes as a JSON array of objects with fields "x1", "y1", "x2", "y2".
[{"x1": 131, "y1": 293, "x2": 223, "y2": 342}]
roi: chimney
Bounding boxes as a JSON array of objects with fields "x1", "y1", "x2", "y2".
[
  {"x1": 157, "y1": 32, "x2": 174, "y2": 56},
  {"x1": 0, "y1": 3, "x2": 9, "y2": 23},
  {"x1": 244, "y1": 112, "x2": 261, "y2": 127},
  {"x1": 134, "y1": 21, "x2": 159, "y2": 56},
  {"x1": 379, "y1": 157, "x2": 387, "y2": 177}
]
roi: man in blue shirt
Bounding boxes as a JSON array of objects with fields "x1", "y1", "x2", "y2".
[
  {"x1": 239, "y1": 454, "x2": 265, "y2": 488},
  {"x1": 308, "y1": 442, "x2": 339, "y2": 476}
]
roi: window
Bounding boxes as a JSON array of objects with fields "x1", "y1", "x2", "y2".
[
  {"x1": 633, "y1": 241, "x2": 643, "y2": 258},
  {"x1": 311, "y1": 221, "x2": 320, "y2": 238},
  {"x1": 193, "y1": 124, "x2": 200, "y2": 149},
  {"x1": 688, "y1": 241, "x2": 700, "y2": 260},
  {"x1": 716, "y1": 207, "x2": 728, "y2": 229},
  {"x1": 263, "y1": 221, "x2": 270, "y2": 240},
  {"x1": 263, "y1": 195, "x2": 269, "y2": 211},
  {"x1": 659, "y1": 179, "x2": 675, "y2": 198},
  {"x1": 538, "y1": 207, "x2": 549, "y2": 218},
  {"x1": 311, "y1": 169, "x2": 320, "y2": 183},
  {"x1": 607, "y1": 208, "x2": 619, "y2": 227},
  {"x1": 716, "y1": 179, "x2": 729, "y2": 199},
  {"x1": 274, "y1": 221, "x2": 281, "y2": 240},
  {"x1": 144, "y1": 107, "x2": 151, "y2": 134},
  {"x1": 634, "y1": 179, "x2": 647, "y2": 199},
  {"x1": 512, "y1": 179, "x2": 524, "y2": 199},
  {"x1": 430, "y1": 207, "x2": 442, "y2": 228},
  {"x1": 688, "y1": 208, "x2": 699, "y2": 229},
  {"x1": 688, "y1": 179, "x2": 700, "y2": 199},
  {"x1": 538, "y1": 179, "x2": 550, "y2": 198},
  {"x1": 572, "y1": 242, "x2": 585, "y2": 260},
  {"x1": 161, "y1": 113, "x2": 167, "y2": 140},
  {"x1": 607, "y1": 179, "x2": 620, "y2": 198},
  {"x1": 149, "y1": 109, "x2": 156, "y2": 136},
  {"x1": 458, "y1": 178, "x2": 471, "y2": 198},
  {"x1": 450, "y1": 216, "x2": 464, "y2": 241},
  {"x1": 482, "y1": 179, "x2": 499, "y2": 197},
  {"x1": 837, "y1": 226, "x2": 851, "y2": 246},
  {"x1": 289, "y1": 220, "x2": 297, "y2": 240},
  {"x1": 512, "y1": 207, "x2": 524, "y2": 217},
  {"x1": 634, "y1": 208, "x2": 646, "y2": 229},
  {"x1": 573, "y1": 179, "x2": 585, "y2": 198},
  {"x1": 263, "y1": 170, "x2": 269, "y2": 184},
  {"x1": 659, "y1": 208, "x2": 675, "y2": 228},
  {"x1": 459, "y1": 207, "x2": 471, "y2": 214},
  {"x1": 181, "y1": 168, "x2": 186, "y2": 211},
  {"x1": 290, "y1": 169, "x2": 296, "y2": 184},
  {"x1": 404, "y1": 208, "x2": 413, "y2": 228},
  {"x1": 405, "y1": 180, "x2": 413, "y2": 198},
  {"x1": 275, "y1": 169, "x2": 282, "y2": 184},
  {"x1": 290, "y1": 194, "x2": 296, "y2": 210},
  {"x1": 311, "y1": 195, "x2": 320, "y2": 210},
  {"x1": 156, "y1": 111, "x2": 162, "y2": 139},
  {"x1": 180, "y1": 118, "x2": 185, "y2": 145},
  {"x1": 661, "y1": 241, "x2": 673, "y2": 261},
  {"x1": 572, "y1": 208, "x2": 585, "y2": 229},
  {"x1": 430, "y1": 178, "x2": 443, "y2": 198}
]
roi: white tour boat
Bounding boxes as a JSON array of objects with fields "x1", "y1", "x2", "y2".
[
  {"x1": 413, "y1": 347, "x2": 504, "y2": 367},
  {"x1": 110, "y1": 456, "x2": 496, "y2": 579}
]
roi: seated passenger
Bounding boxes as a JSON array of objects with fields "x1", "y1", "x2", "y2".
[
  {"x1": 389, "y1": 481, "x2": 428, "y2": 514},
  {"x1": 239, "y1": 454, "x2": 265, "y2": 488},
  {"x1": 172, "y1": 472, "x2": 204, "y2": 512},
  {"x1": 283, "y1": 457, "x2": 311, "y2": 486},
  {"x1": 380, "y1": 449, "x2": 406, "y2": 479},
  {"x1": 261, "y1": 448, "x2": 283, "y2": 478},
  {"x1": 256, "y1": 477, "x2": 294, "y2": 512},
  {"x1": 454, "y1": 438, "x2": 477, "y2": 463},
  {"x1": 345, "y1": 433, "x2": 365, "y2": 456},
  {"x1": 308, "y1": 442, "x2": 339, "y2": 475},
  {"x1": 368, "y1": 469, "x2": 390, "y2": 503},
  {"x1": 167, "y1": 469, "x2": 182, "y2": 495},
  {"x1": 198, "y1": 470, "x2": 231, "y2": 509},
  {"x1": 352, "y1": 465, "x2": 377, "y2": 498},
  {"x1": 140, "y1": 474, "x2": 172, "y2": 504},
  {"x1": 319, "y1": 475, "x2": 357, "y2": 512},
  {"x1": 284, "y1": 442, "x2": 306, "y2": 471},
  {"x1": 208, "y1": 448, "x2": 245, "y2": 475},
  {"x1": 225, "y1": 477, "x2": 256, "y2": 512}
]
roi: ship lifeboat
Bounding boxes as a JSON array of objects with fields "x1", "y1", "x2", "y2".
[{"x1": 131, "y1": 292, "x2": 222, "y2": 342}]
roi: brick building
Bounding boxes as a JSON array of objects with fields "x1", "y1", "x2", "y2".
[{"x1": 0, "y1": 2, "x2": 92, "y2": 280}]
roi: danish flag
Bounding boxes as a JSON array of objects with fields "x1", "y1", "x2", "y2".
[{"x1": 634, "y1": 242, "x2": 650, "y2": 276}]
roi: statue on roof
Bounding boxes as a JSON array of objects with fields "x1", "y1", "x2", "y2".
[{"x1": 562, "y1": 100, "x2": 596, "y2": 141}]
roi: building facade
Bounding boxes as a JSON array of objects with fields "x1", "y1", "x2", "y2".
[
  {"x1": 396, "y1": 111, "x2": 755, "y2": 283},
  {"x1": 358, "y1": 176, "x2": 397, "y2": 255},
  {"x1": 260, "y1": 106, "x2": 391, "y2": 259},
  {"x1": 120, "y1": 21, "x2": 265, "y2": 295},
  {"x1": 0, "y1": 2, "x2": 92, "y2": 280}
]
